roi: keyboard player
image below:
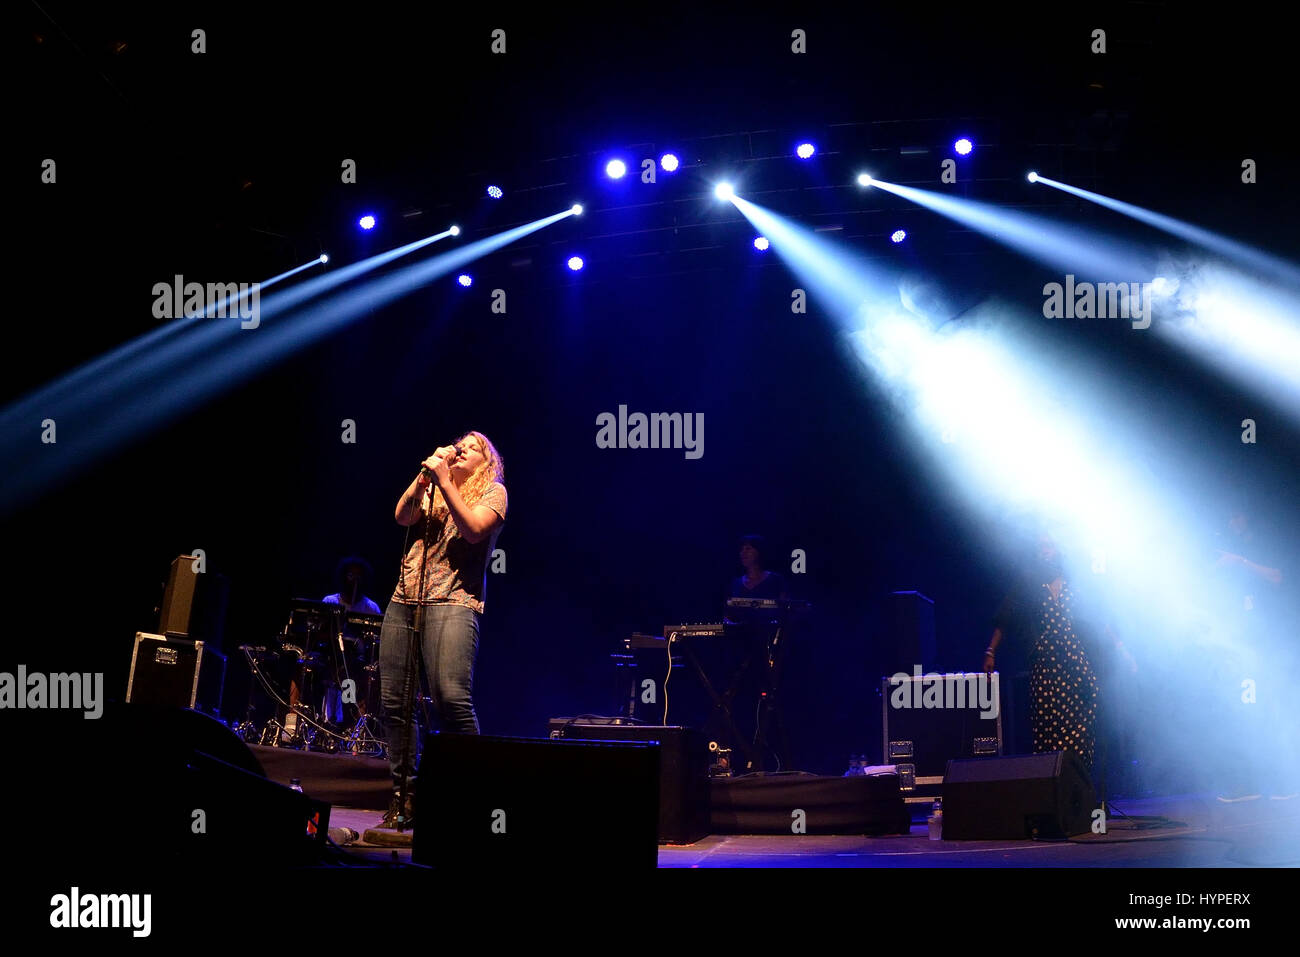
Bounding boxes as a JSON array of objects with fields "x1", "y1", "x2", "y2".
[
  {"x1": 729, "y1": 534, "x2": 790, "y2": 607},
  {"x1": 726, "y1": 535, "x2": 794, "y2": 770}
]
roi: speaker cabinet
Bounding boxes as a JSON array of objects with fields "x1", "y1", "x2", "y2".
[
  {"x1": 127, "y1": 632, "x2": 226, "y2": 718},
  {"x1": 159, "y1": 555, "x2": 229, "y2": 648},
  {"x1": 9, "y1": 704, "x2": 329, "y2": 868},
  {"x1": 879, "y1": 590, "x2": 937, "y2": 675},
  {"x1": 412, "y1": 733, "x2": 660, "y2": 868},
  {"x1": 943, "y1": 751, "x2": 1096, "y2": 840},
  {"x1": 548, "y1": 718, "x2": 709, "y2": 844}
]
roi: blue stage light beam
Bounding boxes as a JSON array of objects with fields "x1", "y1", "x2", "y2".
[
  {"x1": 728, "y1": 194, "x2": 1178, "y2": 550},
  {"x1": 160, "y1": 225, "x2": 460, "y2": 379},
  {"x1": 867, "y1": 178, "x2": 1155, "y2": 282},
  {"x1": 1030, "y1": 174, "x2": 1300, "y2": 289},
  {"x1": 727, "y1": 194, "x2": 1299, "y2": 791},
  {"x1": 1152, "y1": 258, "x2": 1300, "y2": 418},
  {"x1": 2, "y1": 211, "x2": 577, "y2": 511},
  {"x1": 262, "y1": 227, "x2": 461, "y2": 319},
  {"x1": 1023, "y1": 177, "x2": 1300, "y2": 418},
  {"x1": 869, "y1": 176, "x2": 1300, "y2": 417},
  {"x1": 724, "y1": 194, "x2": 1219, "y2": 621},
  {"x1": 726, "y1": 193, "x2": 890, "y2": 316},
  {"x1": 1, "y1": 229, "x2": 462, "y2": 458},
  {"x1": 0, "y1": 255, "x2": 329, "y2": 448}
]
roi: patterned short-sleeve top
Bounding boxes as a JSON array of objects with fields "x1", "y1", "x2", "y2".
[{"x1": 392, "y1": 481, "x2": 507, "y2": 613}]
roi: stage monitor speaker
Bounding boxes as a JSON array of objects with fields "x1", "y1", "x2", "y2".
[
  {"x1": 547, "y1": 718, "x2": 709, "y2": 844},
  {"x1": 9, "y1": 703, "x2": 329, "y2": 868},
  {"x1": 942, "y1": 751, "x2": 1096, "y2": 840},
  {"x1": 159, "y1": 555, "x2": 229, "y2": 649},
  {"x1": 412, "y1": 732, "x2": 660, "y2": 869}
]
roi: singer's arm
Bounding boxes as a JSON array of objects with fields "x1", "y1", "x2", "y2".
[
  {"x1": 395, "y1": 475, "x2": 429, "y2": 526},
  {"x1": 437, "y1": 479, "x2": 503, "y2": 544}
]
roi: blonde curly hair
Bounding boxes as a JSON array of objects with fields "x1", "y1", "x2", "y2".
[{"x1": 430, "y1": 430, "x2": 505, "y2": 519}]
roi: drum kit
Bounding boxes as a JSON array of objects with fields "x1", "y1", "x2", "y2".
[{"x1": 231, "y1": 600, "x2": 388, "y2": 757}]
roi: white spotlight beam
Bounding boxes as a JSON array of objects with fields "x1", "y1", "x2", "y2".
[
  {"x1": 1032, "y1": 175, "x2": 1300, "y2": 289},
  {"x1": 1158, "y1": 262, "x2": 1300, "y2": 417},
  {"x1": 726, "y1": 194, "x2": 1246, "y2": 657},
  {"x1": 868, "y1": 179, "x2": 1155, "y2": 282},
  {"x1": 729, "y1": 194, "x2": 892, "y2": 317}
]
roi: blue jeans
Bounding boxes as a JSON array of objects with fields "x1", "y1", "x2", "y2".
[{"x1": 379, "y1": 600, "x2": 481, "y2": 791}]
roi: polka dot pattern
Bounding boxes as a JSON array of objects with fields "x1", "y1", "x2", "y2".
[{"x1": 1029, "y1": 580, "x2": 1098, "y2": 768}]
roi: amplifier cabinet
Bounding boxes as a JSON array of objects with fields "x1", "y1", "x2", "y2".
[
  {"x1": 881, "y1": 671, "x2": 1003, "y2": 782},
  {"x1": 126, "y1": 632, "x2": 226, "y2": 718}
]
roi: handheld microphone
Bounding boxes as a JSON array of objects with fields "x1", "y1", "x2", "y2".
[{"x1": 419, "y1": 446, "x2": 460, "y2": 480}]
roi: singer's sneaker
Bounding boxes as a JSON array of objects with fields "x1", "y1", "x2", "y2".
[
  {"x1": 377, "y1": 791, "x2": 417, "y2": 830},
  {"x1": 403, "y1": 792, "x2": 417, "y2": 830}
]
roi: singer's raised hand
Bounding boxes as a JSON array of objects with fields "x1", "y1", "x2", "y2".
[
  {"x1": 417, "y1": 455, "x2": 436, "y2": 486},
  {"x1": 427, "y1": 445, "x2": 458, "y2": 486}
]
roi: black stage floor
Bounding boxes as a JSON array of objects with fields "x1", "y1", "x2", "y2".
[{"x1": 326, "y1": 792, "x2": 1300, "y2": 868}]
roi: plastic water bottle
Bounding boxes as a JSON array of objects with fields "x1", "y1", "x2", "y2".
[{"x1": 928, "y1": 798, "x2": 943, "y2": 841}]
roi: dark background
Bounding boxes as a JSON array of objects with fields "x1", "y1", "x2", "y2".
[{"x1": 8, "y1": 2, "x2": 1299, "y2": 782}]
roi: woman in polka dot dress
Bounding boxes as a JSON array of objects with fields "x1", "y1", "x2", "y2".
[
  {"x1": 983, "y1": 535, "x2": 1116, "y2": 771},
  {"x1": 1025, "y1": 576, "x2": 1098, "y2": 765}
]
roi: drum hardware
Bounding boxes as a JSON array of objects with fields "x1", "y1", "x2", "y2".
[
  {"x1": 234, "y1": 602, "x2": 390, "y2": 755},
  {"x1": 343, "y1": 713, "x2": 387, "y2": 758},
  {"x1": 258, "y1": 715, "x2": 289, "y2": 747},
  {"x1": 230, "y1": 718, "x2": 260, "y2": 743},
  {"x1": 240, "y1": 643, "x2": 367, "y2": 753}
]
